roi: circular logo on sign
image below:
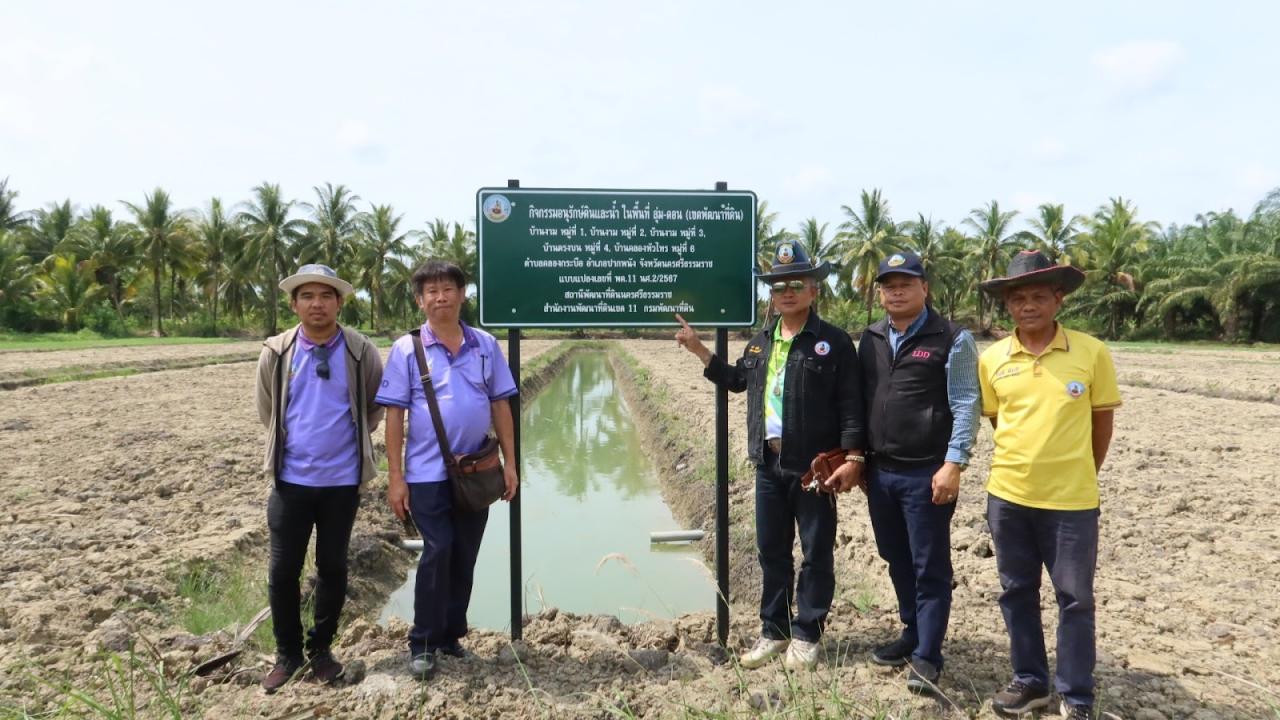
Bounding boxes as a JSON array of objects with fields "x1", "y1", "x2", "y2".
[
  {"x1": 814, "y1": 340, "x2": 831, "y2": 356},
  {"x1": 1066, "y1": 381, "x2": 1086, "y2": 398},
  {"x1": 485, "y1": 194, "x2": 511, "y2": 223},
  {"x1": 887, "y1": 253, "x2": 906, "y2": 267},
  {"x1": 776, "y1": 244, "x2": 795, "y2": 264}
]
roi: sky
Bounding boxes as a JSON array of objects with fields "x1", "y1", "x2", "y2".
[{"x1": 3, "y1": 0, "x2": 1279, "y2": 239}]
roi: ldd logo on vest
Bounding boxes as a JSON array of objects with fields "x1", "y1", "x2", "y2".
[{"x1": 911, "y1": 350, "x2": 931, "y2": 359}]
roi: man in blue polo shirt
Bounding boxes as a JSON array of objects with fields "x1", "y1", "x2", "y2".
[
  {"x1": 255, "y1": 264, "x2": 385, "y2": 692},
  {"x1": 377, "y1": 259, "x2": 518, "y2": 678}
]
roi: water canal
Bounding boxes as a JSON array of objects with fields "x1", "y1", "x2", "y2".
[{"x1": 379, "y1": 351, "x2": 712, "y2": 630}]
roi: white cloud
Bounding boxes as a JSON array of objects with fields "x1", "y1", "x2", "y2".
[{"x1": 1091, "y1": 40, "x2": 1186, "y2": 94}]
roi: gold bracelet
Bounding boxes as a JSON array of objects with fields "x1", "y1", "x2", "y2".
[{"x1": 844, "y1": 454, "x2": 865, "y2": 464}]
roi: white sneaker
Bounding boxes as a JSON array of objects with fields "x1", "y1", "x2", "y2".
[
  {"x1": 739, "y1": 636, "x2": 789, "y2": 669},
  {"x1": 783, "y1": 638, "x2": 820, "y2": 671}
]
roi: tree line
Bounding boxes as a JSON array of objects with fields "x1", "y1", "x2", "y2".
[
  {"x1": 0, "y1": 179, "x2": 476, "y2": 337},
  {"x1": 757, "y1": 188, "x2": 1280, "y2": 342},
  {"x1": 2, "y1": 177, "x2": 1279, "y2": 342}
]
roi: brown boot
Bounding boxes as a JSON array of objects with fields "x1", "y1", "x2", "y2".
[
  {"x1": 262, "y1": 654, "x2": 304, "y2": 693},
  {"x1": 309, "y1": 650, "x2": 344, "y2": 684}
]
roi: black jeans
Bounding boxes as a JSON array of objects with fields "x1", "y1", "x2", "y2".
[
  {"x1": 407, "y1": 480, "x2": 489, "y2": 656},
  {"x1": 755, "y1": 448, "x2": 837, "y2": 642},
  {"x1": 987, "y1": 494, "x2": 1099, "y2": 707},
  {"x1": 267, "y1": 482, "x2": 360, "y2": 659}
]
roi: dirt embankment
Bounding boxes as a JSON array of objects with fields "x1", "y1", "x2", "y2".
[
  {"x1": 1, "y1": 338, "x2": 1278, "y2": 718},
  {"x1": 0, "y1": 342, "x2": 267, "y2": 389}
]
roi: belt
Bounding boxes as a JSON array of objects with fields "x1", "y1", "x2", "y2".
[{"x1": 766, "y1": 438, "x2": 782, "y2": 455}]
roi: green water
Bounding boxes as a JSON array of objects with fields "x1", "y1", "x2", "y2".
[{"x1": 380, "y1": 352, "x2": 713, "y2": 630}]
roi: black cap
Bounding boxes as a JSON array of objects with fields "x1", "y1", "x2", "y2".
[{"x1": 875, "y1": 251, "x2": 925, "y2": 282}]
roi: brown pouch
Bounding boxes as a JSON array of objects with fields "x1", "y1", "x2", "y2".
[{"x1": 801, "y1": 448, "x2": 847, "y2": 493}]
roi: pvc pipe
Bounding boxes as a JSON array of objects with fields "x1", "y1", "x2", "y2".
[
  {"x1": 650, "y1": 530, "x2": 705, "y2": 543},
  {"x1": 401, "y1": 539, "x2": 424, "y2": 551}
]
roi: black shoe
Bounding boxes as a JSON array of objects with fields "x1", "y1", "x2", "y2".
[
  {"x1": 871, "y1": 636, "x2": 914, "y2": 666},
  {"x1": 308, "y1": 650, "x2": 344, "y2": 684},
  {"x1": 905, "y1": 658, "x2": 941, "y2": 695},
  {"x1": 992, "y1": 679, "x2": 1051, "y2": 715},
  {"x1": 1060, "y1": 701, "x2": 1094, "y2": 719},
  {"x1": 408, "y1": 652, "x2": 437, "y2": 678},
  {"x1": 262, "y1": 654, "x2": 304, "y2": 693},
  {"x1": 436, "y1": 640, "x2": 467, "y2": 658}
]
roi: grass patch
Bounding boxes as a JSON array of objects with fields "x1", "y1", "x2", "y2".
[
  {"x1": 0, "y1": 648, "x2": 198, "y2": 719},
  {"x1": 0, "y1": 333, "x2": 239, "y2": 352},
  {"x1": 171, "y1": 556, "x2": 281, "y2": 653}
]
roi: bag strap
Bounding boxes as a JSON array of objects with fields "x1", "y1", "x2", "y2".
[{"x1": 410, "y1": 330, "x2": 458, "y2": 469}]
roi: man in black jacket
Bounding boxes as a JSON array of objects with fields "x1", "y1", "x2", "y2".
[
  {"x1": 676, "y1": 241, "x2": 865, "y2": 671},
  {"x1": 858, "y1": 251, "x2": 980, "y2": 694}
]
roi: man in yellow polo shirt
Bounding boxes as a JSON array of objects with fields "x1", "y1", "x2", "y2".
[{"x1": 977, "y1": 250, "x2": 1120, "y2": 720}]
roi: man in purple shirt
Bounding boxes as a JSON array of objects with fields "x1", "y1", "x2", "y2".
[
  {"x1": 255, "y1": 264, "x2": 384, "y2": 692},
  {"x1": 377, "y1": 259, "x2": 518, "y2": 678}
]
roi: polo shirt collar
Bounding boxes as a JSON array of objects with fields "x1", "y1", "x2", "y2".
[
  {"x1": 420, "y1": 320, "x2": 479, "y2": 356},
  {"x1": 1008, "y1": 322, "x2": 1069, "y2": 357},
  {"x1": 297, "y1": 325, "x2": 344, "y2": 352}
]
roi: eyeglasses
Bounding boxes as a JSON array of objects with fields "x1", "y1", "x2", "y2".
[
  {"x1": 770, "y1": 280, "x2": 809, "y2": 294},
  {"x1": 312, "y1": 345, "x2": 330, "y2": 380}
]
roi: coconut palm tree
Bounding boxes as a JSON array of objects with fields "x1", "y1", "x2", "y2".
[
  {"x1": 1018, "y1": 203, "x2": 1085, "y2": 265},
  {"x1": 0, "y1": 178, "x2": 28, "y2": 232},
  {"x1": 424, "y1": 218, "x2": 478, "y2": 282},
  {"x1": 300, "y1": 182, "x2": 363, "y2": 270},
  {"x1": 61, "y1": 206, "x2": 140, "y2": 324},
  {"x1": 962, "y1": 200, "x2": 1022, "y2": 330},
  {"x1": 239, "y1": 183, "x2": 306, "y2": 335},
  {"x1": 836, "y1": 189, "x2": 901, "y2": 323},
  {"x1": 1075, "y1": 197, "x2": 1158, "y2": 338},
  {"x1": 23, "y1": 200, "x2": 77, "y2": 263},
  {"x1": 356, "y1": 204, "x2": 414, "y2": 332},
  {"x1": 929, "y1": 227, "x2": 974, "y2": 320},
  {"x1": 195, "y1": 199, "x2": 239, "y2": 333},
  {"x1": 123, "y1": 189, "x2": 190, "y2": 336},
  {"x1": 0, "y1": 231, "x2": 35, "y2": 312},
  {"x1": 35, "y1": 254, "x2": 103, "y2": 330}
]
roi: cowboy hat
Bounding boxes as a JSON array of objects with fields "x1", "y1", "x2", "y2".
[
  {"x1": 979, "y1": 250, "x2": 1085, "y2": 296},
  {"x1": 756, "y1": 240, "x2": 832, "y2": 282},
  {"x1": 279, "y1": 263, "x2": 355, "y2": 298}
]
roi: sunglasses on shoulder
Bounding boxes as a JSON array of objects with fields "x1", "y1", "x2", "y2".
[{"x1": 770, "y1": 280, "x2": 809, "y2": 294}]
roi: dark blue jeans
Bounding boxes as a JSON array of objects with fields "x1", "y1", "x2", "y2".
[
  {"x1": 866, "y1": 463, "x2": 955, "y2": 668},
  {"x1": 407, "y1": 481, "x2": 490, "y2": 656},
  {"x1": 987, "y1": 494, "x2": 1099, "y2": 707},
  {"x1": 755, "y1": 454, "x2": 837, "y2": 643},
  {"x1": 266, "y1": 483, "x2": 360, "y2": 659}
]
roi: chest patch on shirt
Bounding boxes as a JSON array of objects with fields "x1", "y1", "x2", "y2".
[
  {"x1": 1066, "y1": 380, "x2": 1086, "y2": 398},
  {"x1": 814, "y1": 340, "x2": 831, "y2": 356}
]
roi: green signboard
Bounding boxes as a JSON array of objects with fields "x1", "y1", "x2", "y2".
[{"x1": 477, "y1": 188, "x2": 757, "y2": 327}]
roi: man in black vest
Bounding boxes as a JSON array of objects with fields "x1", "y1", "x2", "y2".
[
  {"x1": 858, "y1": 251, "x2": 980, "y2": 693},
  {"x1": 675, "y1": 241, "x2": 866, "y2": 671}
]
